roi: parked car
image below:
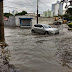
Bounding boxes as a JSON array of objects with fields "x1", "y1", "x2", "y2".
[
  {"x1": 31, "y1": 24, "x2": 59, "y2": 35},
  {"x1": 67, "y1": 21, "x2": 71, "y2": 24}
]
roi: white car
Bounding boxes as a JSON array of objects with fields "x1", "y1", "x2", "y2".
[{"x1": 31, "y1": 24, "x2": 59, "y2": 34}]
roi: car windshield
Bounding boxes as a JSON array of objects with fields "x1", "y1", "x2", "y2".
[{"x1": 43, "y1": 25, "x2": 52, "y2": 28}]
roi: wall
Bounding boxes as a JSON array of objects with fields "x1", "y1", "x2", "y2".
[
  {"x1": 5, "y1": 16, "x2": 16, "y2": 26},
  {"x1": 15, "y1": 15, "x2": 35, "y2": 26},
  {"x1": 4, "y1": 21, "x2": 8, "y2": 26},
  {"x1": 38, "y1": 17, "x2": 54, "y2": 24},
  {"x1": 15, "y1": 15, "x2": 54, "y2": 27},
  {"x1": 7, "y1": 15, "x2": 54, "y2": 27}
]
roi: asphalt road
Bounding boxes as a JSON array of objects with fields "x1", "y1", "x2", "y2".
[{"x1": 5, "y1": 24, "x2": 72, "y2": 72}]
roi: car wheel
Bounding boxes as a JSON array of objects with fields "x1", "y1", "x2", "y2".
[
  {"x1": 55, "y1": 32, "x2": 59, "y2": 34},
  {"x1": 31, "y1": 29, "x2": 35, "y2": 33},
  {"x1": 44, "y1": 31, "x2": 49, "y2": 35}
]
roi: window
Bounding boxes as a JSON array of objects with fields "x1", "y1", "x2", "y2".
[
  {"x1": 34, "y1": 25, "x2": 43, "y2": 27},
  {"x1": 43, "y1": 25, "x2": 52, "y2": 28}
]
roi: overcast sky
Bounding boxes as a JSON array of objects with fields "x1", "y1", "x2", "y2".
[{"x1": 4, "y1": 0, "x2": 64, "y2": 14}]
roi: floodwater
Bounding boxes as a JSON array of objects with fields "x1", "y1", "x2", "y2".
[{"x1": 5, "y1": 24, "x2": 72, "y2": 72}]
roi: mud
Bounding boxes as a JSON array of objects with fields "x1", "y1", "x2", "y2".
[{"x1": 4, "y1": 24, "x2": 72, "y2": 72}]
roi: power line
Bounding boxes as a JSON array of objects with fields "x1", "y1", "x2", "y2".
[
  {"x1": 4, "y1": 0, "x2": 37, "y2": 13},
  {"x1": 4, "y1": 0, "x2": 33, "y2": 7},
  {"x1": 3, "y1": 0, "x2": 52, "y2": 13},
  {"x1": 39, "y1": 0, "x2": 50, "y2": 7}
]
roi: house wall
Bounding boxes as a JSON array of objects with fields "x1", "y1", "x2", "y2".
[
  {"x1": 38, "y1": 17, "x2": 54, "y2": 25},
  {"x1": 4, "y1": 21, "x2": 8, "y2": 26},
  {"x1": 15, "y1": 16, "x2": 54, "y2": 27},
  {"x1": 15, "y1": 15, "x2": 35, "y2": 26},
  {"x1": 7, "y1": 15, "x2": 54, "y2": 27},
  {"x1": 5, "y1": 16, "x2": 16, "y2": 26}
]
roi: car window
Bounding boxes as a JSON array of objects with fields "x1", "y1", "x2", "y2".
[
  {"x1": 34, "y1": 25, "x2": 43, "y2": 27},
  {"x1": 43, "y1": 25, "x2": 52, "y2": 28}
]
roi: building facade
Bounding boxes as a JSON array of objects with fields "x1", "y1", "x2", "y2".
[
  {"x1": 5, "y1": 14, "x2": 55, "y2": 27},
  {"x1": 43, "y1": 11, "x2": 53, "y2": 17},
  {"x1": 52, "y1": 1, "x2": 63, "y2": 16}
]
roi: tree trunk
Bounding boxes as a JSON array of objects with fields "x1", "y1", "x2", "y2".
[{"x1": 0, "y1": 1, "x2": 5, "y2": 42}]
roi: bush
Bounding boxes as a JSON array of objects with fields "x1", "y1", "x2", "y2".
[
  {"x1": 67, "y1": 23, "x2": 72, "y2": 28},
  {"x1": 63, "y1": 14, "x2": 69, "y2": 21},
  {"x1": 69, "y1": 16, "x2": 72, "y2": 21}
]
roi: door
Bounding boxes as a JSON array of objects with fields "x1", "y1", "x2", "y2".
[{"x1": 21, "y1": 19, "x2": 31, "y2": 26}]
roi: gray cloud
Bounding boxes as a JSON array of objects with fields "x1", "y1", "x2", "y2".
[{"x1": 4, "y1": 0, "x2": 59, "y2": 14}]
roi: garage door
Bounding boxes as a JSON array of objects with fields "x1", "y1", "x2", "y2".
[{"x1": 21, "y1": 19, "x2": 31, "y2": 26}]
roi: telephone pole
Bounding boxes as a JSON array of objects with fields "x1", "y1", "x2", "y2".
[
  {"x1": 0, "y1": 0, "x2": 5, "y2": 42},
  {"x1": 37, "y1": 0, "x2": 38, "y2": 24}
]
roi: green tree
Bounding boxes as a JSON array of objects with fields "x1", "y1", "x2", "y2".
[
  {"x1": 63, "y1": 14, "x2": 69, "y2": 20},
  {"x1": 4, "y1": 13, "x2": 13, "y2": 18},
  {"x1": 66, "y1": 8, "x2": 72, "y2": 15},
  {"x1": 15, "y1": 11, "x2": 27, "y2": 16},
  {"x1": 63, "y1": 8, "x2": 72, "y2": 21}
]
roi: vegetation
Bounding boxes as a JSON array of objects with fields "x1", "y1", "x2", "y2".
[
  {"x1": 67, "y1": 23, "x2": 72, "y2": 28},
  {"x1": 15, "y1": 11, "x2": 27, "y2": 16},
  {"x1": 4, "y1": 13, "x2": 13, "y2": 18},
  {"x1": 63, "y1": 14, "x2": 69, "y2": 21},
  {"x1": 66, "y1": 8, "x2": 72, "y2": 15},
  {"x1": 63, "y1": 8, "x2": 72, "y2": 21}
]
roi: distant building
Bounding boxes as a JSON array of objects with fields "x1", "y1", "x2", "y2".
[
  {"x1": 25, "y1": 13, "x2": 36, "y2": 16},
  {"x1": 43, "y1": 11, "x2": 53, "y2": 17},
  {"x1": 59, "y1": 2, "x2": 63, "y2": 15},
  {"x1": 52, "y1": 1, "x2": 63, "y2": 16},
  {"x1": 5, "y1": 13, "x2": 55, "y2": 27},
  {"x1": 52, "y1": 1, "x2": 60, "y2": 16}
]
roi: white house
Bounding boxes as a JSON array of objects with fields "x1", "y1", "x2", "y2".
[{"x1": 6, "y1": 14, "x2": 55, "y2": 27}]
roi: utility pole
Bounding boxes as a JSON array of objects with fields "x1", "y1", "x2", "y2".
[
  {"x1": 37, "y1": 0, "x2": 38, "y2": 24},
  {"x1": 0, "y1": 0, "x2": 5, "y2": 42}
]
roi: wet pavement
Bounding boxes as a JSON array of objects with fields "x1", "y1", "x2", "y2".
[{"x1": 4, "y1": 24, "x2": 72, "y2": 72}]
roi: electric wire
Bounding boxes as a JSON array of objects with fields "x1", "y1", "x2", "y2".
[{"x1": 3, "y1": 0, "x2": 54, "y2": 13}]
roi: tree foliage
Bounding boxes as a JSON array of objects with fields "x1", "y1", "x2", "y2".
[
  {"x1": 4, "y1": 13, "x2": 13, "y2": 18},
  {"x1": 15, "y1": 11, "x2": 27, "y2": 16},
  {"x1": 63, "y1": 8, "x2": 72, "y2": 21},
  {"x1": 66, "y1": 8, "x2": 72, "y2": 15},
  {"x1": 63, "y1": 14, "x2": 69, "y2": 21}
]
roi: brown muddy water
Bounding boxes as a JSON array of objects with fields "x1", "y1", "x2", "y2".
[{"x1": 4, "y1": 24, "x2": 72, "y2": 72}]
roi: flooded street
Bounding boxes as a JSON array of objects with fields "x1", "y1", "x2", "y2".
[{"x1": 5, "y1": 24, "x2": 72, "y2": 72}]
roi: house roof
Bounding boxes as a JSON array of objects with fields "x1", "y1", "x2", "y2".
[
  {"x1": 4, "y1": 16, "x2": 8, "y2": 21},
  {"x1": 19, "y1": 18, "x2": 33, "y2": 20}
]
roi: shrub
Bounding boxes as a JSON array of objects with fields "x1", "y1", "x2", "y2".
[{"x1": 67, "y1": 23, "x2": 72, "y2": 28}]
